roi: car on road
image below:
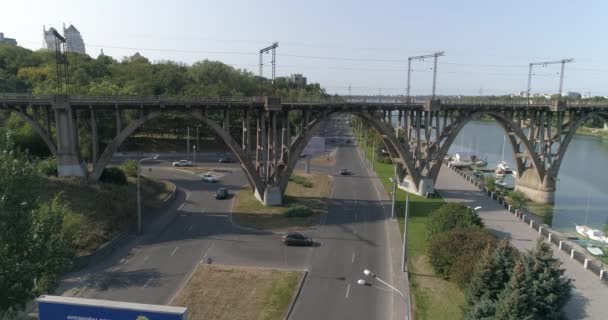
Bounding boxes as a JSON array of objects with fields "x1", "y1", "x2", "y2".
[
  {"x1": 282, "y1": 232, "x2": 313, "y2": 246},
  {"x1": 200, "y1": 172, "x2": 219, "y2": 182},
  {"x1": 340, "y1": 168, "x2": 349, "y2": 175},
  {"x1": 345, "y1": 139, "x2": 351, "y2": 143},
  {"x1": 216, "y1": 187, "x2": 229, "y2": 199},
  {"x1": 172, "y1": 160, "x2": 193, "y2": 167},
  {"x1": 218, "y1": 156, "x2": 233, "y2": 163}
]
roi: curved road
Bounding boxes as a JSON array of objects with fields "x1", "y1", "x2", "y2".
[{"x1": 56, "y1": 116, "x2": 402, "y2": 320}]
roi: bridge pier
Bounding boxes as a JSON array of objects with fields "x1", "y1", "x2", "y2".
[
  {"x1": 400, "y1": 176, "x2": 435, "y2": 197},
  {"x1": 514, "y1": 169, "x2": 556, "y2": 204},
  {"x1": 53, "y1": 96, "x2": 87, "y2": 177}
]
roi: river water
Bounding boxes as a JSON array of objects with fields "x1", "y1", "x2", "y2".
[{"x1": 447, "y1": 120, "x2": 608, "y2": 233}]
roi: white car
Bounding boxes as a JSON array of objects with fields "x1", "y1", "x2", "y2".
[
  {"x1": 172, "y1": 160, "x2": 193, "y2": 167},
  {"x1": 201, "y1": 172, "x2": 219, "y2": 182}
]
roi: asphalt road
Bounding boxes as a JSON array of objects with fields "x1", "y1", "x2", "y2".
[
  {"x1": 56, "y1": 115, "x2": 399, "y2": 320},
  {"x1": 289, "y1": 116, "x2": 395, "y2": 320}
]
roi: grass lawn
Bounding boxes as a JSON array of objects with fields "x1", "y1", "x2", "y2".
[
  {"x1": 355, "y1": 128, "x2": 465, "y2": 320},
  {"x1": 40, "y1": 175, "x2": 173, "y2": 256},
  {"x1": 232, "y1": 172, "x2": 332, "y2": 230},
  {"x1": 170, "y1": 264, "x2": 302, "y2": 320}
]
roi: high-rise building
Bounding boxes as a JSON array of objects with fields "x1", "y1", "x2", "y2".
[
  {"x1": 43, "y1": 25, "x2": 59, "y2": 51},
  {"x1": 63, "y1": 24, "x2": 85, "y2": 54},
  {"x1": 289, "y1": 74, "x2": 307, "y2": 88},
  {"x1": 0, "y1": 32, "x2": 17, "y2": 46},
  {"x1": 42, "y1": 24, "x2": 86, "y2": 54}
]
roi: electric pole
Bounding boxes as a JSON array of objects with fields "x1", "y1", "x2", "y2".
[
  {"x1": 259, "y1": 42, "x2": 279, "y2": 82},
  {"x1": 52, "y1": 29, "x2": 69, "y2": 94},
  {"x1": 526, "y1": 58, "x2": 573, "y2": 100},
  {"x1": 407, "y1": 51, "x2": 445, "y2": 102}
]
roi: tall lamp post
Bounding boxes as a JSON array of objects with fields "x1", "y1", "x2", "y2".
[
  {"x1": 357, "y1": 269, "x2": 411, "y2": 320},
  {"x1": 195, "y1": 124, "x2": 202, "y2": 162},
  {"x1": 137, "y1": 154, "x2": 159, "y2": 235}
]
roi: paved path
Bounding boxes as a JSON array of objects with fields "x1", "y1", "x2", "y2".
[{"x1": 436, "y1": 166, "x2": 608, "y2": 320}]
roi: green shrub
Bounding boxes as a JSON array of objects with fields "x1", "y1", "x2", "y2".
[
  {"x1": 285, "y1": 204, "x2": 313, "y2": 218},
  {"x1": 289, "y1": 175, "x2": 313, "y2": 187},
  {"x1": 378, "y1": 156, "x2": 393, "y2": 164},
  {"x1": 99, "y1": 167, "x2": 127, "y2": 185},
  {"x1": 427, "y1": 228, "x2": 496, "y2": 284},
  {"x1": 506, "y1": 190, "x2": 527, "y2": 210},
  {"x1": 120, "y1": 159, "x2": 139, "y2": 177},
  {"x1": 484, "y1": 176, "x2": 496, "y2": 192},
  {"x1": 38, "y1": 157, "x2": 58, "y2": 176},
  {"x1": 427, "y1": 202, "x2": 484, "y2": 238}
]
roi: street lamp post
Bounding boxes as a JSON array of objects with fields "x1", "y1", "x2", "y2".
[
  {"x1": 358, "y1": 269, "x2": 410, "y2": 320},
  {"x1": 371, "y1": 136, "x2": 376, "y2": 171},
  {"x1": 391, "y1": 164, "x2": 397, "y2": 219},
  {"x1": 195, "y1": 124, "x2": 202, "y2": 162},
  {"x1": 137, "y1": 154, "x2": 159, "y2": 235},
  {"x1": 186, "y1": 126, "x2": 190, "y2": 158}
]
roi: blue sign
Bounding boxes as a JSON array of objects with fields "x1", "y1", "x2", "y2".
[{"x1": 38, "y1": 295, "x2": 187, "y2": 320}]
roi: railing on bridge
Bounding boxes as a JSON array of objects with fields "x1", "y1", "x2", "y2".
[{"x1": 1, "y1": 93, "x2": 607, "y2": 108}]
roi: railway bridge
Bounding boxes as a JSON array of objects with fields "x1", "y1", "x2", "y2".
[{"x1": 1, "y1": 94, "x2": 607, "y2": 205}]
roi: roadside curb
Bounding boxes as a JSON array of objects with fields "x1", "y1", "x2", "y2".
[
  {"x1": 284, "y1": 271, "x2": 308, "y2": 320},
  {"x1": 71, "y1": 180, "x2": 177, "y2": 271}
]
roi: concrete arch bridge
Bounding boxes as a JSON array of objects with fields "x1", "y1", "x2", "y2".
[{"x1": 1, "y1": 94, "x2": 607, "y2": 205}]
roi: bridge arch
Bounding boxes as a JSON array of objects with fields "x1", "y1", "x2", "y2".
[
  {"x1": 430, "y1": 111, "x2": 545, "y2": 182},
  {"x1": 89, "y1": 109, "x2": 266, "y2": 201},
  {"x1": 548, "y1": 111, "x2": 608, "y2": 178},
  {"x1": 5, "y1": 106, "x2": 57, "y2": 156}
]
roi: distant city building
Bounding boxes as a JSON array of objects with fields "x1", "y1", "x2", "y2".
[
  {"x1": 562, "y1": 91, "x2": 581, "y2": 99},
  {"x1": 289, "y1": 74, "x2": 307, "y2": 88},
  {"x1": 63, "y1": 24, "x2": 85, "y2": 54},
  {"x1": 0, "y1": 32, "x2": 17, "y2": 46},
  {"x1": 43, "y1": 25, "x2": 59, "y2": 51},
  {"x1": 42, "y1": 24, "x2": 86, "y2": 54}
]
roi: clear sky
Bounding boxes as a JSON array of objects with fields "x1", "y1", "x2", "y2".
[{"x1": 3, "y1": 0, "x2": 607, "y2": 96}]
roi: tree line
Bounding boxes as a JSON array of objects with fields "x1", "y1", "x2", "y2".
[{"x1": 0, "y1": 44, "x2": 329, "y2": 157}]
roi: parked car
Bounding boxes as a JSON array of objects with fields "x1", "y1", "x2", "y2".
[
  {"x1": 216, "y1": 187, "x2": 229, "y2": 199},
  {"x1": 340, "y1": 168, "x2": 349, "y2": 175},
  {"x1": 218, "y1": 156, "x2": 233, "y2": 163},
  {"x1": 172, "y1": 160, "x2": 193, "y2": 167},
  {"x1": 281, "y1": 232, "x2": 313, "y2": 246},
  {"x1": 201, "y1": 172, "x2": 218, "y2": 182}
]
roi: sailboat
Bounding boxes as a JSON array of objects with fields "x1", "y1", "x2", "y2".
[
  {"x1": 495, "y1": 135, "x2": 510, "y2": 177},
  {"x1": 472, "y1": 137, "x2": 488, "y2": 167},
  {"x1": 575, "y1": 192, "x2": 608, "y2": 244}
]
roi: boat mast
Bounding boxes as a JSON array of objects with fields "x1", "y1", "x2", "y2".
[
  {"x1": 500, "y1": 135, "x2": 506, "y2": 163},
  {"x1": 584, "y1": 191, "x2": 591, "y2": 226}
]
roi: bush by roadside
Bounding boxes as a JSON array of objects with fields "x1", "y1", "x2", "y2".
[
  {"x1": 427, "y1": 228, "x2": 497, "y2": 287},
  {"x1": 120, "y1": 159, "x2": 139, "y2": 177},
  {"x1": 99, "y1": 167, "x2": 127, "y2": 185},
  {"x1": 427, "y1": 202, "x2": 484, "y2": 238},
  {"x1": 284, "y1": 205, "x2": 313, "y2": 218}
]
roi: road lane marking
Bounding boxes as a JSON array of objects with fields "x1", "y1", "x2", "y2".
[
  {"x1": 170, "y1": 246, "x2": 180, "y2": 256},
  {"x1": 143, "y1": 278, "x2": 153, "y2": 288},
  {"x1": 352, "y1": 252, "x2": 356, "y2": 263},
  {"x1": 143, "y1": 256, "x2": 149, "y2": 263},
  {"x1": 345, "y1": 284, "x2": 351, "y2": 298},
  {"x1": 187, "y1": 225, "x2": 193, "y2": 232}
]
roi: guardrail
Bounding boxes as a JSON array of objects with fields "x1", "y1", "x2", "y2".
[{"x1": 1, "y1": 93, "x2": 607, "y2": 109}]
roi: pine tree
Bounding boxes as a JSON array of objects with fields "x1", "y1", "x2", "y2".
[
  {"x1": 525, "y1": 238, "x2": 572, "y2": 319},
  {"x1": 464, "y1": 240, "x2": 518, "y2": 318},
  {"x1": 464, "y1": 298, "x2": 497, "y2": 320},
  {"x1": 494, "y1": 260, "x2": 535, "y2": 320}
]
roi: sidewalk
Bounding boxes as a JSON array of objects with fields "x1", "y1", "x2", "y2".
[{"x1": 436, "y1": 166, "x2": 608, "y2": 320}]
